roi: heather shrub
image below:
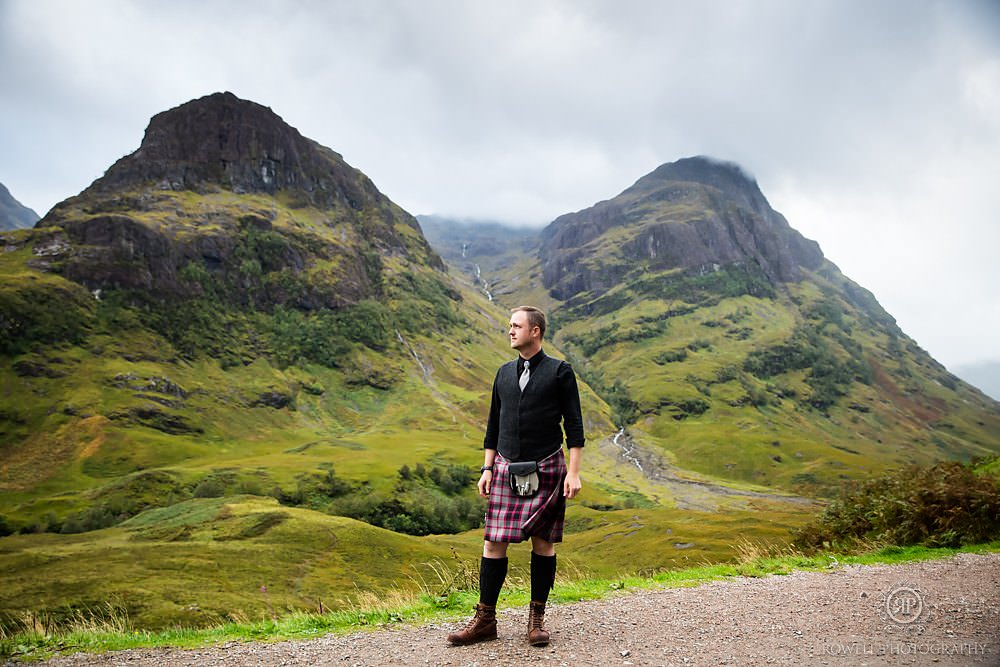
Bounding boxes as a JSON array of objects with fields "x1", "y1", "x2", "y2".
[{"x1": 793, "y1": 458, "x2": 1000, "y2": 550}]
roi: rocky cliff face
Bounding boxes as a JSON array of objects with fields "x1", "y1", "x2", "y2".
[
  {"x1": 0, "y1": 182, "x2": 40, "y2": 231},
  {"x1": 34, "y1": 92, "x2": 443, "y2": 308},
  {"x1": 91, "y1": 92, "x2": 374, "y2": 208},
  {"x1": 539, "y1": 157, "x2": 824, "y2": 300}
]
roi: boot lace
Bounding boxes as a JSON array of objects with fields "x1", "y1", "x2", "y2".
[{"x1": 462, "y1": 606, "x2": 486, "y2": 631}]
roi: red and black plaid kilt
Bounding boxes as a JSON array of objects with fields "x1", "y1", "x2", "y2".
[{"x1": 484, "y1": 448, "x2": 567, "y2": 543}]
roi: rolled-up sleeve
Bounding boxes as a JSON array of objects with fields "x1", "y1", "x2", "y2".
[
  {"x1": 483, "y1": 372, "x2": 501, "y2": 450},
  {"x1": 558, "y1": 362, "x2": 585, "y2": 448}
]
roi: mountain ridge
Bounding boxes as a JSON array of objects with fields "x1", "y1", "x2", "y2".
[{"x1": 0, "y1": 182, "x2": 40, "y2": 231}]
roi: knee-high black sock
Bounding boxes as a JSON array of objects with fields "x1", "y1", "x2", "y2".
[
  {"x1": 479, "y1": 556, "x2": 508, "y2": 606},
  {"x1": 530, "y1": 552, "x2": 557, "y2": 604}
]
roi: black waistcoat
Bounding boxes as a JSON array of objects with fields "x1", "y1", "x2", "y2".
[{"x1": 493, "y1": 353, "x2": 567, "y2": 462}]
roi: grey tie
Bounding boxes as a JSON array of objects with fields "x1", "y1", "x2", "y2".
[{"x1": 519, "y1": 360, "x2": 530, "y2": 391}]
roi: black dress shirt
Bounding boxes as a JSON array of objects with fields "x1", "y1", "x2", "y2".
[{"x1": 483, "y1": 349, "x2": 585, "y2": 462}]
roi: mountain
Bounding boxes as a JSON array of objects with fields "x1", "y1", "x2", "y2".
[
  {"x1": 953, "y1": 360, "x2": 1000, "y2": 402},
  {"x1": 1, "y1": 94, "x2": 640, "y2": 631},
  {"x1": 540, "y1": 158, "x2": 824, "y2": 301},
  {"x1": 36, "y1": 91, "x2": 443, "y2": 312},
  {"x1": 0, "y1": 182, "x2": 40, "y2": 230},
  {"x1": 453, "y1": 157, "x2": 1000, "y2": 494},
  {"x1": 1, "y1": 95, "x2": 996, "y2": 632},
  {"x1": 1, "y1": 91, "x2": 501, "y2": 510}
]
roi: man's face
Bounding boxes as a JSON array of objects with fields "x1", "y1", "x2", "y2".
[{"x1": 509, "y1": 311, "x2": 539, "y2": 350}]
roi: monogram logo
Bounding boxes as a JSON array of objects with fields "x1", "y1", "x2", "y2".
[
  {"x1": 877, "y1": 582, "x2": 932, "y2": 631},
  {"x1": 884, "y1": 585, "x2": 923, "y2": 624}
]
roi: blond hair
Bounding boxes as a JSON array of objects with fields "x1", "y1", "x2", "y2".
[{"x1": 512, "y1": 306, "x2": 546, "y2": 338}]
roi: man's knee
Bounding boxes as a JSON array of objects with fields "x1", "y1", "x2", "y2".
[
  {"x1": 530, "y1": 536, "x2": 556, "y2": 556},
  {"x1": 483, "y1": 541, "x2": 509, "y2": 558}
]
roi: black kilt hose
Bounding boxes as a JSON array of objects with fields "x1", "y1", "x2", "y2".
[{"x1": 484, "y1": 448, "x2": 567, "y2": 543}]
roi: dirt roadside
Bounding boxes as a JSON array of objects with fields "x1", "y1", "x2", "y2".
[{"x1": 33, "y1": 552, "x2": 1000, "y2": 666}]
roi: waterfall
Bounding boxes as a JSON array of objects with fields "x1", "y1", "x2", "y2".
[
  {"x1": 612, "y1": 427, "x2": 643, "y2": 471},
  {"x1": 396, "y1": 329, "x2": 430, "y2": 382},
  {"x1": 474, "y1": 264, "x2": 493, "y2": 301}
]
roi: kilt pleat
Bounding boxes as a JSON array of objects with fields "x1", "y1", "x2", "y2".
[{"x1": 484, "y1": 448, "x2": 567, "y2": 543}]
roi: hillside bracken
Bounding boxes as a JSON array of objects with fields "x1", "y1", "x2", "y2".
[{"x1": 793, "y1": 457, "x2": 1000, "y2": 549}]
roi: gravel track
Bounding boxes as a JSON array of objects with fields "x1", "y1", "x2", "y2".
[{"x1": 34, "y1": 552, "x2": 1000, "y2": 666}]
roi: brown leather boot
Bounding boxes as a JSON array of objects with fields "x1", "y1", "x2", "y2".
[
  {"x1": 447, "y1": 603, "x2": 497, "y2": 645},
  {"x1": 527, "y1": 600, "x2": 550, "y2": 646}
]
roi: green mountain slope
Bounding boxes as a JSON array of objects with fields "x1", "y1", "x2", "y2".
[
  {"x1": 428, "y1": 157, "x2": 1000, "y2": 497},
  {"x1": 0, "y1": 182, "x2": 39, "y2": 231}
]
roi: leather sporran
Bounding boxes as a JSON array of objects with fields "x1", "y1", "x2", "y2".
[{"x1": 508, "y1": 461, "x2": 540, "y2": 497}]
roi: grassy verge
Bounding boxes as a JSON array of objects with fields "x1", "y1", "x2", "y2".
[{"x1": 3, "y1": 540, "x2": 998, "y2": 662}]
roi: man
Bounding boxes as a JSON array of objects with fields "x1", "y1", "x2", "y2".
[{"x1": 447, "y1": 305, "x2": 584, "y2": 647}]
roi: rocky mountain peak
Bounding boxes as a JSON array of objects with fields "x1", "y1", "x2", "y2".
[
  {"x1": 629, "y1": 156, "x2": 769, "y2": 214},
  {"x1": 89, "y1": 92, "x2": 368, "y2": 209},
  {"x1": 30, "y1": 92, "x2": 444, "y2": 310},
  {"x1": 637, "y1": 155, "x2": 756, "y2": 188},
  {"x1": 539, "y1": 156, "x2": 825, "y2": 301}
]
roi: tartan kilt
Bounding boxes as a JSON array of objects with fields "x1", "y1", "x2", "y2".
[{"x1": 484, "y1": 448, "x2": 567, "y2": 543}]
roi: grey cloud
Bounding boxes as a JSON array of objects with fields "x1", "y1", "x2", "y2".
[{"x1": 0, "y1": 0, "x2": 997, "y2": 366}]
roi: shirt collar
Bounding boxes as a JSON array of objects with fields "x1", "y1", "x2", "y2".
[{"x1": 518, "y1": 348, "x2": 545, "y2": 372}]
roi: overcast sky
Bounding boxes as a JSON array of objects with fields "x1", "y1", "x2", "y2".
[{"x1": 2, "y1": 0, "x2": 998, "y2": 373}]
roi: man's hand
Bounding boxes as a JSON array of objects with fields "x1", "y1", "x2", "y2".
[
  {"x1": 563, "y1": 472, "x2": 582, "y2": 499},
  {"x1": 478, "y1": 470, "x2": 493, "y2": 498}
]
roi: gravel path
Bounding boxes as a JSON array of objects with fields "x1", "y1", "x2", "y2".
[{"x1": 34, "y1": 552, "x2": 1000, "y2": 666}]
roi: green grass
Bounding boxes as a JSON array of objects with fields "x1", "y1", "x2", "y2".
[
  {"x1": 4, "y1": 539, "x2": 996, "y2": 662},
  {"x1": 0, "y1": 495, "x2": 810, "y2": 632},
  {"x1": 4, "y1": 183, "x2": 1000, "y2": 665}
]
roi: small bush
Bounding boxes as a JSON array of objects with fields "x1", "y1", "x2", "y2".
[
  {"x1": 687, "y1": 338, "x2": 712, "y2": 352},
  {"x1": 745, "y1": 385, "x2": 772, "y2": 407},
  {"x1": 672, "y1": 398, "x2": 710, "y2": 419},
  {"x1": 193, "y1": 478, "x2": 228, "y2": 499},
  {"x1": 654, "y1": 348, "x2": 688, "y2": 364},
  {"x1": 273, "y1": 467, "x2": 355, "y2": 507},
  {"x1": 793, "y1": 458, "x2": 1000, "y2": 550},
  {"x1": 714, "y1": 365, "x2": 739, "y2": 383}
]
